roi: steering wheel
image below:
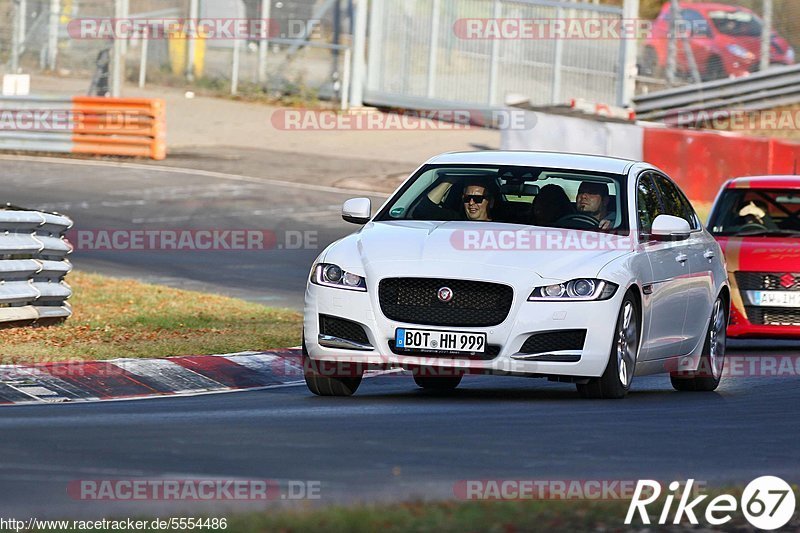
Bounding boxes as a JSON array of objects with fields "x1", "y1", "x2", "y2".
[
  {"x1": 738, "y1": 222, "x2": 768, "y2": 233},
  {"x1": 555, "y1": 213, "x2": 600, "y2": 229}
]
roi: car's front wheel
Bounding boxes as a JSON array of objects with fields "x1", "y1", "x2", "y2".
[
  {"x1": 671, "y1": 296, "x2": 727, "y2": 392},
  {"x1": 302, "y1": 339, "x2": 362, "y2": 396},
  {"x1": 576, "y1": 293, "x2": 639, "y2": 399}
]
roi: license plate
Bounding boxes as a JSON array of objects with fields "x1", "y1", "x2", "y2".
[
  {"x1": 753, "y1": 291, "x2": 800, "y2": 307},
  {"x1": 395, "y1": 328, "x2": 486, "y2": 354}
]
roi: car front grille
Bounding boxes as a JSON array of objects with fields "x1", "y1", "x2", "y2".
[
  {"x1": 378, "y1": 278, "x2": 514, "y2": 327},
  {"x1": 519, "y1": 330, "x2": 587, "y2": 354},
  {"x1": 745, "y1": 308, "x2": 800, "y2": 327},
  {"x1": 735, "y1": 272, "x2": 800, "y2": 291},
  {"x1": 388, "y1": 341, "x2": 501, "y2": 360},
  {"x1": 319, "y1": 315, "x2": 370, "y2": 345}
]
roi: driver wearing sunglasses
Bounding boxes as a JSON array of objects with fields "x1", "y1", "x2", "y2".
[{"x1": 462, "y1": 184, "x2": 494, "y2": 221}]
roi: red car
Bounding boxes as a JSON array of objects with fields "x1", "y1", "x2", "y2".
[
  {"x1": 642, "y1": 2, "x2": 795, "y2": 81},
  {"x1": 707, "y1": 176, "x2": 800, "y2": 338}
]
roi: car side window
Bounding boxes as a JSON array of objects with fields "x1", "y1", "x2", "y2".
[
  {"x1": 653, "y1": 174, "x2": 700, "y2": 230},
  {"x1": 637, "y1": 173, "x2": 661, "y2": 235}
]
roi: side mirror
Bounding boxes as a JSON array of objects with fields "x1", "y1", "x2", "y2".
[
  {"x1": 342, "y1": 198, "x2": 371, "y2": 225},
  {"x1": 651, "y1": 214, "x2": 691, "y2": 240}
]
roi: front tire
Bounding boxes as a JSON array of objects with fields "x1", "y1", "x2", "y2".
[
  {"x1": 671, "y1": 297, "x2": 726, "y2": 392},
  {"x1": 576, "y1": 293, "x2": 639, "y2": 399},
  {"x1": 302, "y1": 339, "x2": 362, "y2": 397}
]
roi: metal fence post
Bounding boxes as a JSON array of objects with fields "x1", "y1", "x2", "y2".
[
  {"x1": 186, "y1": 0, "x2": 199, "y2": 81},
  {"x1": 426, "y1": 0, "x2": 441, "y2": 99},
  {"x1": 349, "y1": 0, "x2": 368, "y2": 107},
  {"x1": 258, "y1": 0, "x2": 272, "y2": 84},
  {"x1": 111, "y1": 0, "x2": 124, "y2": 96},
  {"x1": 366, "y1": 0, "x2": 383, "y2": 95},
  {"x1": 11, "y1": 0, "x2": 22, "y2": 73},
  {"x1": 138, "y1": 27, "x2": 149, "y2": 88},
  {"x1": 231, "y1": 38, "x2": 241, "y2": 95},
  {"x1": 46, "y1": 0, "x2": 59, "y2": 71},
  {"x1": 761, "y1": 0, "x2": 773, "y2": 72},
  {"x1": 550, "y1": 7, "x2": 564, "y2": 104},
  {"x1": 617, "y1": 0, "x2": 639, "y2": 106},
  {"x1": 487, "y1": 0, "x2": 502, "y2": 105}
]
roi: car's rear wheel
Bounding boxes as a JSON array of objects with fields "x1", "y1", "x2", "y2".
[
  {"x1": 576, "y1": 293, "x2": 639, "y2": 399},
  {"x1": 413, "y1": 373, "x2": 463, "y2": 390},
  {"x1": 302, "y1": 338, "x2": 362, "y2": 396},
  {"x1": 671, "y1": 296, "x2": 726, "y2": 392}
]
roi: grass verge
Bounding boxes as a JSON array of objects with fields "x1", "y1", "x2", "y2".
[
  {"x1": 210, "y1": 485, "x2": 798, "y2": 533},
  {"x1": 0, "y1": 271, "x2": 302, "y2": 362}
]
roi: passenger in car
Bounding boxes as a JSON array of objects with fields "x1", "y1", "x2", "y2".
[{"x1": 531, "y1": 184, "x2": 574, "y2": 226}]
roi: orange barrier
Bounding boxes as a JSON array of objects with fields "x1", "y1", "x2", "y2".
[
  {"x1": 71, "y1": 97, "x2": 166, "y2": 160},
  {"x1": 0, "y1": 96, "x2": 166, "y2": 160},
  {"x1": 643, "y1": 128, "x2": 800, "y2": 203}
]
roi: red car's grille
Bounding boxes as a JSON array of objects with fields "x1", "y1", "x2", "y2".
[
  {"x1": 746, "y1": 308, "x2": 800, "y2": 327},
  {"x1": 735, "y1": 272, "x2": 800, "y2": 291}
]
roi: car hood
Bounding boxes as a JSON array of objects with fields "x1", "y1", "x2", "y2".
[
  {"x1": 325, "y1": 221, "x2": 634, "y2": 281},
  {"x1": 717, "y1": 236, "x2": 800, "y2": 272}
]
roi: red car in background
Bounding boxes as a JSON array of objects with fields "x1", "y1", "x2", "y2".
[
  {"x1": 642, "y1": 2, "x2": 795, "y2": 81},
  {"x1": 707, "y1": 176, "x2": 800, "y2": 338}
]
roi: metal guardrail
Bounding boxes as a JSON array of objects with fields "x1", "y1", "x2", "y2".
[
  {"x1": 0, "y1": 207, "x2": 73, "y2": 325},
  {"x1": 0, "y1": 96, "x2": 166, "y2": 160},
  {"x1": 634, "y1": 64, "x2": 800, "y2": 122}
]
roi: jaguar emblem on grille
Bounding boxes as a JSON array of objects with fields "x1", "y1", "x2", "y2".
[{"x1": 437, "y1": 287, "x2": 454, "y2": 303}]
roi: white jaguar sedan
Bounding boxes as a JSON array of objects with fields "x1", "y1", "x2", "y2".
[{"x1": 303, "y1": 151, "x2": 729, "y2": 399}]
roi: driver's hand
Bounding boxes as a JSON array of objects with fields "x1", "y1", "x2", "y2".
[{"x1": 599, "y1": 219, "x2": 612, "y2": 230}]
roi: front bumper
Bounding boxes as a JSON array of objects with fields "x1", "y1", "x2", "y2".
[{"x1": 303, "y1": 280, "x2": 624, "y2": 378}]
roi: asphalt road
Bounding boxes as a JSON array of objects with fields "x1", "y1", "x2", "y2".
[
  {"x1": 0, "y1": 360, "x2": 798, "y2": 520},
  {"x1": 3, "y1": 154, "x2": 396, "y2": 310},
  {"x1": 2, "y1": 157, "x2": 799, "y2": 522}
]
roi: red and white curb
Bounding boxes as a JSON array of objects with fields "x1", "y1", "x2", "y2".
[{"x1": 0, "y1": 348, "x2": 317, "y2": 405}]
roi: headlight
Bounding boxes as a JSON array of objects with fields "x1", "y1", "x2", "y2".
[
  {"x1": 727, "y1": 44, "x2": 754, "y2": 60},
  {"x1": 312, "y1": 263, "x2": 367, "y2": 291},
  {"x1": 529, "y1": 279, "x2": 618, "y2": 301}
]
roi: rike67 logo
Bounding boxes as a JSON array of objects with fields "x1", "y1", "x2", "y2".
[{"x1": 626, "y1": 477, "x2": 796, "y2": 530}]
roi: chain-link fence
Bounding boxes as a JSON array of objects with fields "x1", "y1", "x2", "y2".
[
  {"x1": 0, "y1": 0, "x2": 353, "y2": 103},
  {"x1": 2, "y1": 0, "x2": 800, "y2": 107},
  {"x1": 630, "y1": 0, "x2": 800, "y2": 94}
]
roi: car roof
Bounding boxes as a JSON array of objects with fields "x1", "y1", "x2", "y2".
[
  {"x1": 425, "y1": 151, "x2": 635, "y2": 175},
  {"x1": 726, "y1": 176, "x2": 800, "y2": 189}
]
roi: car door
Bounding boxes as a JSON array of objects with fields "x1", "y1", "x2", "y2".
[
  {"x1": 653, "y1": 175, "x2": 715, "y2": 353},
  {"x1": 636, "y1": 172, "x2": 690, "y2": 361}
]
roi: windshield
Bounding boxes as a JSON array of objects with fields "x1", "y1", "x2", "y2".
[
  {"x1": 375, "y1": 165, "x2": 628, "y2": 233},
  {"x1": 708, "y1": 188, "x2": 800, "y2": 236},
  {"x1": 709, "y1": 10, "x2": 762, "y2": 37}
]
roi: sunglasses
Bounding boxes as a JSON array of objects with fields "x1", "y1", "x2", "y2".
[{"x1": 463, "y1": 194, "x2": 488, "y2": 204}]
